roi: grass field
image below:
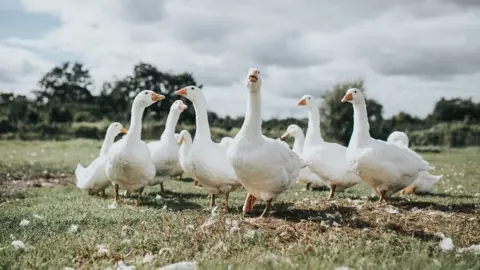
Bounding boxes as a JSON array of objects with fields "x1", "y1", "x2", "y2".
[{"x1": 0, "y1": 140, "x2": 479, "y2": 269}]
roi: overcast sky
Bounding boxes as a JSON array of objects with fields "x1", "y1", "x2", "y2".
[{"x1": 0, "y1": 0, "x2": 479, "y2": 119}]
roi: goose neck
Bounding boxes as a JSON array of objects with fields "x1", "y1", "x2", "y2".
[
  {"x1": 126, "y1": 105, "x2": 145, "y2": 145},
  {"x1": 239, "y1": 90, "x2": 262, "y2": 138},
  {"x1": 192, "y1": 95, "x2": 212, "y2": 143},
  {"x1": 99, "y1": 131, "x2": 115, "y2": 156},
  {"x1": 161, "y1": 111, "x2": 180, "y2": 141},
  {"x1": 351, "y1": 102, "x2": 370, "y2": 147},
  {"x1": 292, "y1": 131, "x2": 305, "y2": 155},
  {"x1": 305, "y1": 106, "x2": 323, "y2": 146}
]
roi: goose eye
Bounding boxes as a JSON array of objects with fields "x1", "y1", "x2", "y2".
[
  {"x1": 354, "y1": 90, "x2": 357, "y2": 94},
  {"x1": 144, "y1": 92, "x2": 148, "y2": 95},
  {"x1": 191, "y1": 87, "x2": 195, "y2": 90}
]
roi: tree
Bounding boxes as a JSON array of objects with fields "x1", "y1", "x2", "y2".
[
  {"x1": 319, "y1": 80, "x2": 386, "y2": 145},
  {"x1": 34, "y1": 62, "x2": 94, "y2": 105},
  {"x1": 431, "y1": 97, "x2": 480, "y2": 123},
  {"x1": 100, "y1": 62, "x2": 201, "y2": 123}
]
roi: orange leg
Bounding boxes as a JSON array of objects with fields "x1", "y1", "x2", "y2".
[
  {"x1": 209, "y1": 194, "x2": 216, "y2": 208},
  {"x1": 260, "y1": 199, "x2": 272, "y2": 218},
  {"x1": 328, "y1": 184, "x2": 337, "y2": 199},
  {"x1": 243, "y1": 193, "x2": 257, "y2": 214},
  {"x1": 401, "y1": 184, "x2": 416, "y2": 195},
  {"x1": 223, "y1": 193, "x2": 229, "y2": 213},
  {"x1": 113, "y1": 184, "x2": 122, "y2": 204},
  {"x1": 378, "y1": 190, "x2": 387, "y2": 204}
]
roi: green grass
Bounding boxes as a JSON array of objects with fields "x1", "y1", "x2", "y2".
[{"x1": 0, "y1": 140, "x2": 479, "y2": 269}]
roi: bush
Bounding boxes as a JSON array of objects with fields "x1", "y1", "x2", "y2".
[{"x1": 73, "y1": 125, "x2": 101, "y2": 139}]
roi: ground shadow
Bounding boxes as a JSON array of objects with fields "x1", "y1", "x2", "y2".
[{"x1": 393, "y1": 200, "x2": 476, "y2": 214}]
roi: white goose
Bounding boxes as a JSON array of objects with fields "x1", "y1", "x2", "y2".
[
  {"x1": 280, "y1": 124, "x2": 326, "y2": 190},
  {"x1": 342, "y1": 88, "x2": 434, "y2": 202},
  {"x1": 227, "y1": 68, "x2": 308, "y2": 217},
  {"x1": 296, "y1": 95, "x2": 361, "y2": 199},
  {"x1": 106, "y1": 90, "x2": 165, "y2": 205},
  {"x1": 148, "y1": 100, "x2": 188, "y2": 192},
  {"x1": 76, "y1": 122, "x2": 127, "y2": 196},
  {"x1": 174, "y1": 86, "x2": 241, "y2": 211},
  {"x1": 219, "y1": 137, "x2": 234, "y2": 147},
  {"x1": 387, "y1": 131, "x2": 443, "y2": 195},
  {"x1": 177, "y1": 129, "x2": 194, "y2": 180}
]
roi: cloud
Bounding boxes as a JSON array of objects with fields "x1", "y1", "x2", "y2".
[
  {"x1": 0, "y1": 43, "x2": 54, "y2": 92},
  {"x1": 2, "y1": 0, "x2": 479, "y2": 118}
]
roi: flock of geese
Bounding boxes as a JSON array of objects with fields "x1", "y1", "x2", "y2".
[{"x1": 75, "y1": 68, "x2": 442, "y2": 217}]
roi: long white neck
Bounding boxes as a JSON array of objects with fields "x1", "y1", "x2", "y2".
[
  {"x1": 126, "y1": 104, "x2": 145, "y2": 145},
  {"x1": 192, "y1": 95, "x2": 212, "y2": 143},
  {"x1": 99, "y1": 131, "x2": 115, "y2": 156},
  {"x1": 179, "y1": 138, "x2": 192, "y2": 160},
  {"x1": 238, "y1": 88, "x2": 262, "y2": 138},
  {"x1": 161, "y1": 110, "x2": 180, "y2": 141},
  {"x1": 350, "y1": 101, "x2": 370, "y2": 148},
  {"x1": 292, "y1": 131, "x2": 305, "y2": 155},
  {"x1": 305, "y1": 106, "x2": 324, "y2": 146}
]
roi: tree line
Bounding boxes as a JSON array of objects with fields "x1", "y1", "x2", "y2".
[{"x1": 1, "y1": 61, "x2": 479, "y2": 147}]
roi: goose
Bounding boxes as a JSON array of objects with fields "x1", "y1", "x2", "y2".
[
  {"x1": 280, "y1": 124, "x2": 326, "y2": 190},
  {"x1": 387, "y1": 131, "x2": 443, "y2": 195},
  {"x1": 169, "y1": 133, "x2": 185, "y2": 180},
  {"x1": 106, "y1": 90, "x2": 165, "y2": 205},
  {"x1": 174, "y1": 86, "x2": 241, "y2": 211},
  {"x1": 219, "y1": 137, "x2": 234, "y2": 147},
  {"x1": 148, "y1": 100, "x2": 188, "y2": 192},
  {"x1": 75, "y1": 122, "x2": 127, "y2": 196},
  {"x1": 296, "y1": 95, "x2": 361, "y2": 199},
  {"x1": 342, "y1": 88, "x2": 434, "y2": 203},
  {"x1": 227, "y1": 68, "x2": 309, "y2": 217},
  {"x1": 177, "y1": 129, "x2": 199, "y2": 187}
]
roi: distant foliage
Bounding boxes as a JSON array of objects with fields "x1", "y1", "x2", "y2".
[{"x1": 0, "y1": 61, "x2": 479, "y2": 146}]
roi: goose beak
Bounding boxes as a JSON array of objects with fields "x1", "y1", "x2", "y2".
[
  {"x1": 175, "y1": 88, "x2": 188, "y2": 96},
  {"x1": 179, "y1": 104, "x2": 188, "y2": 112},
  {"x1": 296, "y1": 98, "x2": 307, "y2": 106},
  {"x1": 177, "y1": 136, "x2": 184, "y2": 144},
  {"x1": 280, "y1": 132, "x2": 289, "y2": 140},
  {"x1": 120, "y1": 127, "x2": 128, "y2": 134},
  {"x1": 152, "y1": 93, "x2": 165, "y2": 102},
  {"x1": 341, "y1": 93, "x2": 353, "y2": 102}
]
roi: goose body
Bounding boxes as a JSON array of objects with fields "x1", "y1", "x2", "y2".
[
  {"x1": 219, "y1": 137, "x2": 233, "y2": 147},
  {"x1": 76, "y1": 122, "x2": 127, "y2": 195},
  {"x1": 387, "y1": 131, "x2": 442, "y2": 194},
  {"x1": 174, "y1": 86, "x2": 241, "y2": 210},
  {"x1": 280, "y1": 124, "x2": 325, "y2": 190},
  {"x1": 177, "y1": 130, "x2": 194, "y2": 179},
  {"x1": 227, "y1": 68, "x2": 308, "y2": 217},
  {"x1": 148, "y1": 100, "x2": 188, "y2": 191},
  {"x1": 296, "y1": 95, "x2": 361, "y2": 198},
  {"x1": 106, "y1": 90, "x2": 165, "y2": 204},
  {"x1": 342, "y1": 89, "x2": 434, "y2": 202}
]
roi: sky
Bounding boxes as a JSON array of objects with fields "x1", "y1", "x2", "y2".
[{"x1": 0, "y1": 0, "x2": 479, "y2": 119}]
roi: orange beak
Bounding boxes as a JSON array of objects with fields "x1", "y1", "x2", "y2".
[
  {"x1": 174, "y1": 88, "x2": 188, "y2": 96},
  {"x1": 341, "y1": 93, "x2": 353, "y2": 103},
  {"x1": 120, "y1": 127, "x2": 128, "y2": 134},
  {"x1": 280, "y1": 132, "x2": 289, "y2": 140},
  {"x1": 151, "y1": 93, "x2": 165, "y2": 102},
  {"x1": 177, "y1": 135, "x2": 184, "y2": 144},
  {"x1": 296, "y1": 98, "x2": 307, "y2": 106},
  {"x1": 179, "y1": 104, "x2": 188, "y2": 112}
]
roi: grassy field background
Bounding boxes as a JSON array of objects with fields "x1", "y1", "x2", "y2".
[{"x1": 0, "y1": 140, "x2": 479, "y2": 269}]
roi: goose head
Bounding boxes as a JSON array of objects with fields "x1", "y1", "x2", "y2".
[
  {"x1": 174, "y1": 86, "x2": 203, "y2": 103},
  {"x1": 280, "y1": 124, "x2": 302, "y2": 139},
  {"x1": 246, "y1": 68, "x2": 262, "y2": 92},
  {"x1": 296, "y1": 95, "x2": 316, "y2": 109},
  {"x1": 177, "y1": 129, "x2": 192, "y2": 145},
  {"x1": 106, "y1": 122, "x2": 128, "y2": 136},
  {"x1": 341, "y1": 88, "x2": 365, "y2": 104},
  {"x1": 133, "y1": 90, "x2": 165, "y2": 108},
  {"x1": 171, "y1": 100, "x2": 188, "y2": 114}
]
